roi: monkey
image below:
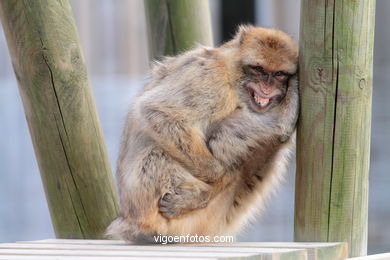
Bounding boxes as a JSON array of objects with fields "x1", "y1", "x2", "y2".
[{"x1": 106, "y1": 25, "x2": 299, "y2": 242}]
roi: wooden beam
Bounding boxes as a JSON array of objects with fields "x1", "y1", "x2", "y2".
[
  {"x1": 295, "y1": 0, "x2": 376, "y2": 257},
  {"x1": 144, "y1": 0, "x2": 213, "y2": 60},
  {"x1": 0, "y1": 0, "x2": 119, "y2": 238}
]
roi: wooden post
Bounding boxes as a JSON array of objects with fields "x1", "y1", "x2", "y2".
[
  {"x1": 0, "y1": 0, "x2": 119, "y2": 238},
  {"x1": 295, "y1": 0, "x2": 376, "y2": 257},
  {"x1": 144, "y1": 0, "x2": 213, "y2": 59}
]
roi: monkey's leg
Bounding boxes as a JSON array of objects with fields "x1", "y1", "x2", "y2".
[{"x1": 159, "y1": 172, "x2": 212, "y2": 218}]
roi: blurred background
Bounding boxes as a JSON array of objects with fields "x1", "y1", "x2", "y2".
[{"x1": 0, "y1": 0, "x2": 388, "y2": 254}]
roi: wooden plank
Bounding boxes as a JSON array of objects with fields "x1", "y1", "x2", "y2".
[
  {"x1": 0, "y1": 256, "x2": 211, "y2": 260},
  {"x1": 0, "y1": 248, "x2": 305, "y2": 259},
  {"x1": 20, "y1": 239, "x2": 346, "y2": 260},
  {"x1": 186, "y1": 242, "x2": 348, "y2": 260},
  {"x1": 0, "y1": 0, "x2": 118, "y2": 239},
  {"x1": 295, "y1": 0, "x2": 376, "y2": 257},
  {"x1": 21, "y1": 239, "x2": 343, "y2": 247},
  {"x1": 0, "y1": 243, "x2": 307, "y2": 260},
  {"x1": 348, "y1": 253, "x2": 390, "y2": 260},
  {"x1": 1, "y1": 242, "x2": 307, "y2": 254}
]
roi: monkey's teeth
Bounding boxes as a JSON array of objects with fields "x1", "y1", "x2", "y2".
[{"x1": 254, "y1": 93, "x2": 270, "y2": 107}]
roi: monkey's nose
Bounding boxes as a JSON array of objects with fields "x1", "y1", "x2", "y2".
[{"x1": 261, "y1": 86, "x2": 273, "y2": 95}]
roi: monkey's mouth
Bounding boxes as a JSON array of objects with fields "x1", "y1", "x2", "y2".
[
  {"x1": 246, "y1": 87, "x2": 273, "y2": 112},
  {"x1": 253, "y1": 92, "x2": 270, "y2": 107}
]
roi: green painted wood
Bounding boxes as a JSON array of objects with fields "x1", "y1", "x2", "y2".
[
  {"x1": 144, "y1": 0, "x2": 213, "y2": 60},
  {"x1": 295, "y1": 0, "x2": 376, "y2": 257},
  {"x1": 0, "y1": 0, "x2": 119, "y2": 238}
]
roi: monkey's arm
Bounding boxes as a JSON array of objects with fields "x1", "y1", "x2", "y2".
[
  {"x1": 137, "y1": 97, "x2": 224, "y2": 184},
  {"x1": 275, "y1": 75, "x2": 299, "y2": 141},
  {"x1": 207, "y1": 112, "x2": 264, "y2": 170}
]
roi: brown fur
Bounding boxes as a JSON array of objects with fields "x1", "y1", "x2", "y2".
[{"x1": 106, "y1": 25, "x2": 299, "y2": 242}]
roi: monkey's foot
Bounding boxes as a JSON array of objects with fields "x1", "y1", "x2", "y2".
[{"x1": 159, "y1": 186, "x2": 210, "y2": 218}]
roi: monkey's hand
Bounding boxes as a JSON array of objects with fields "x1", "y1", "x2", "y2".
[
  {"x1": 276, "y1": 75, "x2": 299, "y2": 143},
  {"x1": 159, "y1": 180, "x2": 211, "y2": 218}
]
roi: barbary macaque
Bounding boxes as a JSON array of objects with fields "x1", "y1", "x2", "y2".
[{"x1": 107, "y1": 25, "x2": 299, "y2": 242}]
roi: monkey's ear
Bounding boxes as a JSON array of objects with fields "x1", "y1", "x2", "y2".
[{"x1": 234, "y1": 25, "x2": 253, "y2": 46}]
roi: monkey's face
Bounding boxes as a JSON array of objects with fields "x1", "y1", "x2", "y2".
[
  {"x1": 237, "y1": 27, "x2": 298, "y2": 113},
  {"x1": 243, "y1": 64, "x2": 292, "y2": 113}
]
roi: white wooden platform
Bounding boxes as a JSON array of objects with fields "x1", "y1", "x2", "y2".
[
  {"x1": 348, "y1": 253, "x2": 390, "y2": 260},
  {"x1": 0, "y1": 239, "x2": 348, "y2": 260}
]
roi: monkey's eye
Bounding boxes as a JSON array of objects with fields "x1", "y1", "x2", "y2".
[
  {"x1": 250, "y1": 65, "x2": 267, "y2": 75},
  {"x1": 273, "y1": 71, "x2": 288, "y2": 80}
]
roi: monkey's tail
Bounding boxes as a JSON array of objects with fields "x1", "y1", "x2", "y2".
[{"x1": 105, "y1": 216, "x2": 156, "y2": 244}]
